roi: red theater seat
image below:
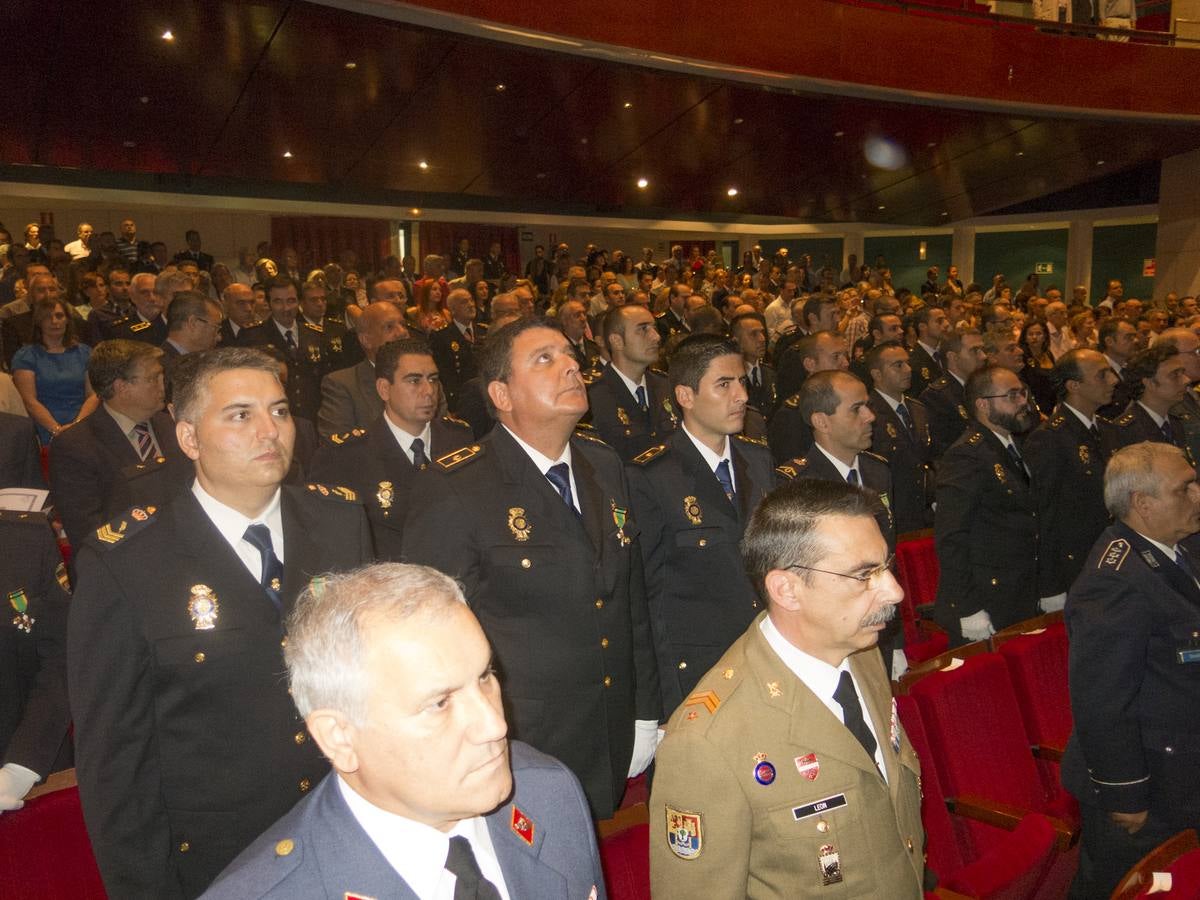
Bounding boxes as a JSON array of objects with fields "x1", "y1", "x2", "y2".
[
  {"x1": 896, "y1": 530, "x2": 940, "y2": 611},
  {"x1": 0, "y1": 769, "x2": 106, "y2": 898},
  {"x1": 600, "y1": 821, "x2": 650, "y2": 900},
  {"x1": 1112, "y1": 829, "x2": 1200, "y2": 900}
]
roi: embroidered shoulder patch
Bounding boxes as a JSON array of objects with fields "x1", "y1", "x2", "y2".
[
  {"x1": 436, "y1": 443, "x2": 484, "y2": 470},
  {"x1": 1100, "y1": 538, "x2": 1130, "y2": 570},
  {"x1": 632, "y1": 444, "x2": 668, "y2": 465}
]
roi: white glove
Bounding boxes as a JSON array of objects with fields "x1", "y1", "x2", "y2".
[
  {"x1": 1039, "y1": 593, "x2": 1067, "y2": 613},
  {"x1": 959, "y1": 610, "x2": 995, "y2": 643},
  {"x1": 890, "y1": 648, "x2": 910, "y2": 680},
  {"x1": 627, "y1": 719, "x2": 661, "y2": 778},
  {"x1": 0, "y1": 763, "x2": 40, "y2": 814}
]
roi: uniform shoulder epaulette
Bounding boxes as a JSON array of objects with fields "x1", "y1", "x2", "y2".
[
  {"x1": 441, "y1": 414, "x2": 471, "y2": 430},
  {"x1": 581, "y1": 369, "x2": 598, "y2": 385},
  {"x1": 1116, "y1": 412, "x2": 1135, "y2": 426},
  {"x1": 631, "y1": 443, "x2": 668, "y2": 465},
  {"x1": 306, "y1": 483, "x2": 358, "y2": 501},
  {"x1": 1099, "y1": 538, "x2": 1130, "y2": 570},
  {"x1": 1095, "y1": 412, "x2": 1114, "y2": 426},
  {"x1": 126, "y1": 455, "x2": 171, "y2": 479},
  {"x1": 775, "y1": 457, "x2": 808, "y2": 479},
  {"x1": 574, "y1": 420, "x2": 596, "y2": 432},
  {"x1": 648, "y1": 366, "x2": 668, "y2": 379},
  {"x1": 680, "y1": 689, "x2": 723, "y2": 720},
  {"x1": 573, "y1": 429, "x2": 610, "y2": 447},
  {"x1": 436, "y1": 443, "x2": 484, "y2": 470},
  {"x1": 1049, "y1": 413, "x2": 1067, "y2": 429},
  {"x1": 861, "y1": 450, "x2": 888, "y2": 465},
  {"x1": 302, "y1": 320, "x2": 323, "y2": 333},
  {"x1": 733, "y1": 433, "x2": 768, "y2": 448},
  {"x1": 654, "y1": 311, "x2": 667, "y2": 320},
  {"x1": 783, "y1": 393, "x2": 801, "y2": 409},
  {"x1": 92, "y1": 504, "x2": 159, "y2": 548},
  {"x1": 129, "y1": 320, "x2": 150, "y2": 332},
  {"x1": 966, "y1": 430, "x2": 983, "y2": 445},
  {"x1": 929, "y1": 376, "x2": 950, "y2": 390},
  {"x1": 328, "y1": 427, "x2": 368, "y2": 446}
]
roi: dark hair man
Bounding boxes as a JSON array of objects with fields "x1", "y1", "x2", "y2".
[
  {"x1": 768, "y1": 330, "x2": 850, "y2": 464},
  {"x1": 1101, "y1": 344, "x2": 1192, "y2": 461},
  {"x1": 918, "y1": 329, "x2": 987, "y2": 459},
  {"x1": 866, "y1": 341, "x2": 934, "y2": 533}
]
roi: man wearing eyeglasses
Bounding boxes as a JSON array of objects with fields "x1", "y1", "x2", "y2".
[
  {"x1": 650, "y1": 479, "x2": 924, "y2": 899},
  {"x1": 934, "y1": 365, "x2": 1039, "y2": 645}
]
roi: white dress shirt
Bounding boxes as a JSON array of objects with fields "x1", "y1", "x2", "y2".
[
  {"x1": 384, "y1": 415, "x2": 433, "y2": 466},
  {"x1": 503, "y1": 425, "x2": 579, "y2": 513},
  {"x1": 611, "y1": 365, "x2": 649, "y2": 407},
  {"x1": 104, "y1": 403, "x2": 162, "y2": 459},
  {"x1": 1063, "y1": 402, "x2": 1098, "y2": 432},
  {"x1": 337, "y1": 777, "x2": 511, "y2": 900},
  {"x1": 812, "y1": 441, "x2": 861, "y2": 485},
  {"x1": 1138, "y1": 401, "x2": 1167, "y2": 429},
  {"x1": 681, "y1": 423, "x2": 735, "y2": 494},
  {"x1": 191, "y1": 481, "x2": 284, "y2": 580},
  {"x1": 760, "y1": 616, "x2": 887, "y2": 781}
]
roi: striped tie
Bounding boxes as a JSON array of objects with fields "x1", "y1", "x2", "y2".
[{"x1": 132, "y1": 422, "x2": 153, "y2": 461}]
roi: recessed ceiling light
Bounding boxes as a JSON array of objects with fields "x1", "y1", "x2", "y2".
[
  {"x1": 727, "y1": 187, "x2": 739, "y2": 197},
  {"x1": 282, "y1": 151, "x2": 293, "y2": 159},
  {"x1": 834, "y1": 131, "x2": 844, "y2": 138},
  {"x1": 495, "y1": 83, "x2": 506, "y2": 92},
  {"x1": 418, "y1": 160, "x2": 429, "y2": 170},
  {"x1": 536, "y1": 172, "x2": 547, "y2": 179},
  {"x1": 1096, "y1": 160, "x2": 1106, "y2": 166},
  {"x1": 941, "y1": 211, "x2": 949, "y2": 216},
  {"x1": 161, "y1": 30, "x2": 174, "y2": 41},
  {"x1": 623, "y1": 102, "x2": 632, "y2": 109},
  {"x1": 139, "y1": 96, "x2": 150, "y2": 104},
  {"x1": 580, "y1": 138, "x2": 588, "y2": 144},
  {"x1": 878, "y1": 205, "x2": 886, "y2": 210},
  {"x1": 1016, "y1": 151, "x2": 1024, "y2": 157},
  {"x1": 927, "y1": 142, "x2": 936, "y2": 148},
  {"x1": 636, "y1": 177, "x2": 649, "y2": 189},
  {"x1": 733, "y1": 117, "x2": 744, "y2": 125},
  {"x1": 123, "y1": 141, "x2": 137, "y2": 148},
  {"x1": 344, "y1": 61, "x2": 357, "y2": 70}
]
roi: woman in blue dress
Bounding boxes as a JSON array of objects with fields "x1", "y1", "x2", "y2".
[{"x1": 12, "y1": 296, "x2": 99, "y2": 443}]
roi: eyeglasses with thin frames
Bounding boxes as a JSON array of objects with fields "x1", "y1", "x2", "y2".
[
  {"x1": 786, "y1": 554, "x2": 895, "y2": 588},
  {"x1": 979, "y1": 388, "x2": 1028, "y2": 403}
]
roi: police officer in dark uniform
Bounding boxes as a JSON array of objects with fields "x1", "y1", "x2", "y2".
[
  {"x1": 586, "y1": 305, "x2": 678, "y2": 461},
  {"x1": 908, "y1": 306, "x2": 947, "y2": 398},
  {"x1": 1096, "y1": 317, "x2": 1138, "y2": 420},
  {"x1": 109, "y1": 271, "x2": 169, "y2": 345},
  {"x1": 241, "y1": 275, "x2": 329, "y2": 421},
  {"x1": 1157, "y1": 328, "x2": 1200, "y2": 466},
  {"x1": 865, "y1": 341, "x2": 934, "y2": 533},
  {"x1": 767, "y1": 330, "x2": 850, "y2": 464},
  {"x1": 655, "y1": 283, "x2": 691, "y2": 343},
  {"x1": 1023, "y1": 349, "x2": 1117, "y2": 609},
  {"x1": 297, "y1": 279, "x2": 358, "y2": 372},
  {"x1": 626, "y1": 335, "x2": 774, "y2": 716},
  {"x1": 429, "y1": 287, "x2": 486, "y2": 412},
  {"x1": 1063, "y1": 442, "x2": 1200, "y2": 898},
  {"x1": 934, "y1": 365, "x2": 1039, "y2": 646},
  {"x1": 919, "y1": 329, "x2": 986, "y2": 460},
  {"x1": 402, "y1": 318, "x2": 661, "y2": 820},
  {"x1": 309, "y1": 338, "x2": 471, "y2": 561},
  {"x1": 0, "y1": 511, "x2": 71, "y2": 814},
  {"x1": 1099, "y1": 344, "x2": 1192, "y2": 463},
  {"x1": 68, "y1": 347, "x2": 372, "y2": 899},
  {"x1": 731, "y1": 312, "x2": 777, "y2": 415}
]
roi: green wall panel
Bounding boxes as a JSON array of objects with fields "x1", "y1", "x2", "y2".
[
  {"x1": 974, "y1": 229, "x2": 1069, "y2": 296},
  {"x1": 863, "y1": 234, "x2": 954, "y2": 295},
  {"x1": 1091, "y1": 222, "x2": 1157, "y2": 301},
  {"x1": 757, "y1": 237, "x2": 844, "y2": 275}
]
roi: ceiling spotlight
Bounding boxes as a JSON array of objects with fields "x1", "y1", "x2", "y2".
[
  {"x1": 282, "y1": 150, "x2": 293, "y2": 159},
  {"x1": 418, "y1": 160, "x2": 429, "y2": 170},
  {"x1": 536, "y1": 172, "x2": 547, "y2": 179},
  {"x1": 834, "y1": 131, "x2": 844, "y2": 138},
  {"x1": 636, "y1": 177, "x2": 649, "y2": 189},
  {"x1": 495, "y1": 83, "x2": 506, "y2": 92},
  {"x1": 123, "y1": 141, "x2": 137, "y2": 148},
  {"x1": 410, "y1": 208, "x2": 421, "y2": 215},
  {"x1": 727, "y1": 187, "x2": 739, "y2": 197},
  {"x1": 344, "y1": 61, "x2": 357, "y2": 70},
  {"x1": 1016, "y1": 151, "x2": 1024, "y2": 157},
  {"x1": 161, "y1": 30, "x2": 174, "y2": 41},
  {"x1": 927, "y1": 142, "x2": 937, "y2": 148},
  {"x1": 941, "y1": 211, "x2": 949, "y2": 216},
  {"x1": 1096, "y1": 160, "x2": 1106, "y2": 166},
  {"x1": 623, "y1": 102, "x2": 632, "y2": 109},
  {"x1": 580, "y1": 138, "x2": 588, "y2": 144},
  {"x1": 733, "y1": 117, "x2": 744, "y2": 125},
  {"x1": 877, "y1": 205, "x2": 886, "y2": 210},
  {"x1": 139, "y1": 96, "x2": 150, "y2": 104}
]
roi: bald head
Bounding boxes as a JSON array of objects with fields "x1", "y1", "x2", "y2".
[
  {"x1": 490, "y1": 293, "x2": 520, "y2": 321},
  {"x1": 357, "y1": 301, "x2": 409, "y2": 360}
]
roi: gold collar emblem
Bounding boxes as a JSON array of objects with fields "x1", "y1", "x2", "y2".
[
  {"x1": 683, "y1": 496, "x2": 702, "y2": 525},
  {"x1": 957, "y1": 403, "x2": 968, "y2": 420},
  {"x1": 188, "y1": 584, "x2": 220, "y2": 630},
  {"x1": 663, "y1": 397, "x2": 679, "y2": 427},
  {"x1": 508, "y1": 507, "x2": 532, "y2": 542}
]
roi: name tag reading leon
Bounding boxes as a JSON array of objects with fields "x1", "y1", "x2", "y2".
[{"x1": 793, "y1": 794, "x2": 848, "y2": 821}]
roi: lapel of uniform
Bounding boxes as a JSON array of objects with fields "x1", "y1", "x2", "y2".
[
  {"x1": 850, "y1": 649, "x2": 909, "y2": 805},
  {"x1": 485, "y1": 799, "x2": 567, "y2": 898},
  {"x1": 492, "y1": 427, "x2": 583, "y2": 546},
  {"x1": 604, "y1": 364, "x2": 640, "y2": 422},
  {"x1": 979, "y1": 427, "x2": 1030, "y2": 495},
  {"x1": 280, "y1": 486, "x2": 320, "y2": 611},
  {"x1": 674, "y1": 430, "x2": 736, "y2": 523},
  {"x1": 94, "y1": 405, "x2": 142, "y2": 467},
  {"x1": 731, "y1": 441, "x2": 757, "y2": 524},
  {"x1": 569, "y1": 440, "x2": 606, "y2": 557},
  {"x1": 1121, "y1": 523, "x2": 1200, "y2": 606}
]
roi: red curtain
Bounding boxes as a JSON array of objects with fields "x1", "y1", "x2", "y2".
[
  {"x1": 270, "y1": 216, "x2": 391, "y2": 276},
  {"x1": 418, "y1": 222, "x2": 520, "y2": 276}
]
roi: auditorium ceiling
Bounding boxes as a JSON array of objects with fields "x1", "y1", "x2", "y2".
[{"x1": 4, "y1": 0, "x2": 1200, "y2": 225}]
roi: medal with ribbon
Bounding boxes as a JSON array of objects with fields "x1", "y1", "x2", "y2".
[
  {"x1": 611, "y1": 500, "x2": 631, "y2": 546},
  {"x1": 8, "y1": 589, "x2": 34, "y2": 633}
]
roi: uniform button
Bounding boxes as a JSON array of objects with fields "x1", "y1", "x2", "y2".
[
  {"x1": 520, "y1": 558, "x2": 531, "y2": 569},
  {"x1": 595, "y1": 599, "x2": 604, "y2": 609},
  {"x1": 179, "y1": 841, "x2": 190, "y2": 853},
  {"x1": 294, "y1": 731, "x2": 306, "y2": 745},
  {"x1": 677, "y1": 661, "x2": 687, "y2": 670},
  {"x1": 816, "y1": 819, "x2": 829, "y2": 833},
  {"x1": 600, "y1": 637, "x2": 609, "y2": 648},
  {"x1": 193, "y1": 652, "x2": 206, "y2": 663},
  {"x1": 603, "y1": 676, "x2": 612, "y2": 687},
  {"x1": 299, "y1": 778, "x2": 312, "y2": 792},
  {"x1": 698, "y1": 538, "x2": 708, "y2": 547},
  {"x1": 1166, "y1": 746, "x2": 1174, "y2": 754},
  {"x1": 280, "y1": 636, "x2": 288, "y2": 648},
  {"x1": 275, "y1": 839, "x2": 294, "y2": 857},
  {"x1": 907, "y1": 838, "x2": 914, "y2": 852},
  {"x1": 990, "y1": 578, "x2": 998, "y2": 586}
]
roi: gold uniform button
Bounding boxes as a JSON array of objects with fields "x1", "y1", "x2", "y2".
[
  {"x1": 299, "y1": 778, "x2": 311, "y2": 792},
  {"x1": 520, "y1": 558, "x2": 531, "y2": 569},
  {"x1": 990, "y1": 578, "x2": 998, "y2": 586},
  {"x1": 275, "y1": 839, "x2": 295, "y2": 857},
  {"x1": 178, "y1": 841, "x2": 190, "y2": 853},
  {"x1": 697, "y1": 538, "x2": 707, "y2": 547},
  {"x1": 280, "y1": 636, "x2": 288, "y2": 648},
  {"x1": 294, "y1": 731, "x2": 306, "y2": 745},
  {"x1": 595, "y1": 599, "x2": 604, "y2": 609},
  {"x1": 907, "y1": 838, "x2": 915, "y2": 852},
  {"x1": 677, "y1": 661, "x2": 687, "y2": 670},
  {"x1": 193, "y1": 652, "x2": 206, "y2": 663},
  {"x1": 600, "y1": 637, "x2": 609, "y2": 648},
  {"x1": 603, "y1": 675, "x2": 612, "y2": 687},
  {"x1": 816, "y1": 819, "x2": 829, "y2": 834}
]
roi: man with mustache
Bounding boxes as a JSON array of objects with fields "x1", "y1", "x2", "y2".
[
  {"x1": 68, "y1": 347, "x2": 373, "y2": 898},
  {"x1": 650, "y1": 479, "x2": 922, "y2": 899},
  {"x1": 934, "y1": 365, "x2": 1040, "y2": 645}
]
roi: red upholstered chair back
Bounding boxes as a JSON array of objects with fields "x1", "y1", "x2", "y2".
[
  {"x1": 895, "y1": 695, "x2": 966, "y2": 878},
  {"x1": 1133, "y1": 848, "x2": 1200, "y2": 898},
  {"x1": 895, "y1": 533, "x2": 940, "y2": 609},
  {"x1": 0, "y1": 780, "x2": 106, "y2": 898},
  {"x1": 996, "y1": 624, "x2": 1072, "y2": 749},
  {"x1": 600, "y1": 822, "x2": 650, "y2": 900}
]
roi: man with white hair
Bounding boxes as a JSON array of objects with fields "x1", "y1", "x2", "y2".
[{"x1": 202, "y1": 563, "x2": 605, "y2": 899}]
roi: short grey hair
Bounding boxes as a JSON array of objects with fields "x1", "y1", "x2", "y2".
[
  {"x1": 1104, "y1": 442, "x2": 1188, "y2": 519},
  {"x1": 285, "y1": 563, "x2": 468, "y2": 726}
]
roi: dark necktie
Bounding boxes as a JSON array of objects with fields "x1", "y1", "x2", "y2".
[
  {"x1": 750, "y1": 366, "x2": 761, "y2": 389},
  {"x1": 1089, "y1": 422, "x2": 1101, "y2": 443},
  {"x1": 445, "y1": 835, "x2": 502, "y2": 900},
  {"x1": 635, "y1": 385, "x2": 648, "y2": 413},
  {"x1": 847, "y1": 468, "x2": 860, "y2": 487},
  {"x1": 464, "y1": 325, "x2": 474, "y2": 343},
  {"x1": 896, "y1": 402, "x2": 914, "y2": 434},
  {"x1": 545, "y1": 462, "x2": 579, "y2": 515},
  {"x1": 1161, "y1": 420, "x2": 1174, "y2": 443},
  {"x1": 283, "y1": 329, "x2": 297, "y2": 355},
  {"x1": 833, "y1": 670, "x2": 879, "y2": 764},
  {"x1": 132, "y1": 422, "x2": 154, "y2": 461},
  {"x1": 1006, "y1": 442, "x2": 1030, "y2": 481},
  {"x1": 242, "y1": 524, "x2": 283, "y2": 612},
  {"x1": 715, "y1": 459, "x2": 735, "y2": 502},
  {"x1": 411, "y1": 437, "x2": 429, "y2": 469}
]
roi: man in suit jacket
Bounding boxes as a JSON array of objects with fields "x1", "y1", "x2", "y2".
[
  {"x1": 650, "y1": 480, "x2": 924, "y2": 899},
  {"x1": 430, "y1": 287, "x2": 486, "y2": 412},
  {"x1": 172, "y1": 230, "x2": 214, "y2": 272},
  {"x1": 240, "y1": 276, "x2": 330, "y2": 422},
  {"x1": 934, "y1": 366, "x2": 1039, "y2": 645},
  {"x1": 1062, "y1": 443, "x2": 1200, "y2": 898},
  {"x1": 1099, "y1": 344, "x2": 1193, "y2": 463},
  {"x1": 162, "y1": 291, "x2": 224, "y2": 398},
  {"x1": 586, "y1": 305, "x2": 678, "y2": 461},
  {"x1": 50, "y1": 340, "x2": 189, "y2": 551},
  {"x1": 907, "y1": 306, "x2": 947, "y2": 399},
  {"x1": 557, "y1": 299, "x2": 603, "y2": 373},
  {"x1": 0, "y1": 412, "x2": 43, "y2": 488},
  {"x1": 68, "y1": 347, "x2": 373, "y2": 899},
  {"x1": 202, "y1": 563, "x2": 606, "y2": 900},
  {"x1": 919, "y1": 329, "x2": 986, "y2": 460},
  {"x1": 0, "y1": 511, "x2": 72, "y2": 814},
  {"x1": 317, "y1": 301, "x2": 408, "y2": 438},
  {"x1": 403, "y1": 318, "x2": 660, "y2": 819},
  {"x1": 732, "y1": 312, "x2": 777, "y2": 415},
  {"x1": 865, "y1": 342, "x2": 934, "y2": 533},
  {"x1": 627, "y1": 335, "x2": 774, "y2": 717},
  {"x1": 309, "y1": 338, "x2": 471, "y2": 560}
]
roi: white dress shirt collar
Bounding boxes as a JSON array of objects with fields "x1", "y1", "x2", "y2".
[
  {"x1": 1138, "y1": 401, "x2": 1167, "y2": 428},
  {"x1": 384, "y1": 415, "x2": 433, "y2": 465},
  {"x1": 191, "y1": 481, "x2": 284, "y2": 578},
  {"x1": 813, "y1": 441, "x2": 860, "y2": 483},
  {"x1": 873, "y1": 388, "x2": 902, "y2": 412},
  {"x1": 611, "y1": 365, "x2": 647, "y2": 401},
  {"x1": 1063, "y1": 402, "x2": 1096, "y2": 431},
  {"x1": 502, "y1": 425, "x2": 579, "y2": 513},
  {"x1": 681, "y1": 422, "x2": 734, "y2": 493}
]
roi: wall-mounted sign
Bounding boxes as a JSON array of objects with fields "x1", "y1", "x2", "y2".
[
  {"x1": 1035, "y1": 262, "x2": 1053, "y2": 275},
  {"x1": 1143, "y1": 259, "x2": 1156, "y2": 277}
]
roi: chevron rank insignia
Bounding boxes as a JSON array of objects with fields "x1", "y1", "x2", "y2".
[{"x1": 683, "y1": 690, "x2": 721, "y2": 715}]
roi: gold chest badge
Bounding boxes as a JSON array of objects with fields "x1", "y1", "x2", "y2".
[
  {"x1": 617, "y1": 407, "x2": 631, "y2": 426},
  {"x1": 376, "y1": 481, "x2": 394, "y2": 515},
  {"x1": 188, "y1": 584, "x2": 220, "y2": 630},
  {"x1": 994, "y1": 463, "x2": 1007, "y2": 483},
  {"x1": 1078, "y1": 444, "x2": 1090, "y2": 465},
  {"x1": 508, "y1": 507, "x2": 532, "y2": 542},
  {"x1": 684, "y1": 496, "x2": 703, "y2": 525}
]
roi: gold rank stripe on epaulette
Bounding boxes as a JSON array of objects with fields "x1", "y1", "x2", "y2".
[
  {"x1": 328, "y1": 428, "x2": 367, "y2": 446},
  {"x1": 573, "y1": 429, "x2": 609, "y2": 447},
  {"x1": 437, "y1": 443, "x2": 483, "y2": 470},
  {"x1": 581, "y1": 370, "x2": 598, "y2": 385},
  {"x1": 1100, "y1": 538, "x2": 1130, "y2": 570},
  {"x1": 442, "y1": 414, "x2": 470, "y2": 429},
  {"x1": 966, "y1": 431, "x2": 983, "y2": 445},
  {"x1": 683, "y1": 691, "x2": 721, "y2": 715},
  {"x1": 861, "y1": 450, "x2": 887, "y2": 465},
  {"x1": 95, "y1": 505, "x2": 157, "y2": 545},
  {"x1": 783, "y1": 394, "x2": 800, "y2": 409},
  {"x1": 302, "y1": 320, "x2": 323, "y2": 332},
  {"x1": 733, "y1": 433, "x2": 768, "y2": 447},
  {"x1": 130, "y1": 321, "x2": 150, "y2": 332},
  {"x1": 632, "y1": 443, "x2": 667, "y2": 465},
  {"x1": 331, "y1": 486, "x2": 356, "y2": 501},
  {"x1": 648, "y1": 366, "x2": 668, "y2": 378},
  {"x1": 1117, "y1": 412, "x2": 1135, "y2": 426},
  {"x1": 1050, "y1": 414, "x2": 1067, "y2": 429}
]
